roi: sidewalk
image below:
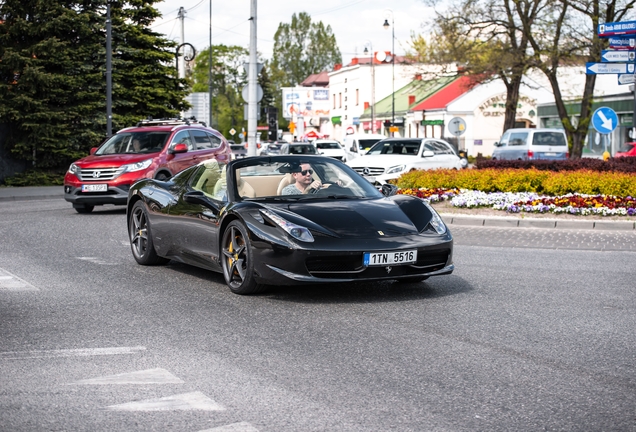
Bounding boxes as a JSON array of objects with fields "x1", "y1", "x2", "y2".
[{"x1": 0, "y1": 186, "x2": 634, "y2": 230}]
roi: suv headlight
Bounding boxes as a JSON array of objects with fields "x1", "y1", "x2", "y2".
[
  {"x1": 385, "y1": 164, "x2": 406, "y2": 175},
  {"x1": 119, "y1": 159, "x2": 153, "y2": 173},
  {"x1": 260, "y1": 209, "x2": 314, "y2": 242},
  {"x1": 68, "y1": 163, "x2": 80, "y2": 175}
]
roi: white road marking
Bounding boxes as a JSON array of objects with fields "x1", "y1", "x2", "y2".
[
  {"x1": 0, "y1": 268, "x2": 38, "y2": 291},
  {"x1": 71, "y1": 368, "x2": 183, "y2": 385},
  {"x1": 76, "y1": 257, "x2": 118, "y2": 265},
  {"x1": 199, "y1": 422, "x2": 260, "y2": 432},
  {"x1": 0, "y1": 346, "x2": 146, "y2": 360},
  {"x1": 106, "y1": 391, "x2": 225, "y2": 411}
]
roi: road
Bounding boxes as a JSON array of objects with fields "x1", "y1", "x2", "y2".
[{"x1": 1, "y1": 200, "x2": 635, "y2": 431}]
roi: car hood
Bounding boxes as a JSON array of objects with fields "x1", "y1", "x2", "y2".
[
  {"x1": 73, "y1": 154, "x2": 155, "y2": 168},
  {"x1": 282, "y1": 198, "x2": 424, "y2": 238},
  {"x1": 346, "y1": 154, "x2": 418, "y2": 168}
]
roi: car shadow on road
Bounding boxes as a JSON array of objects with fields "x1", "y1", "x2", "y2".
[{"x1": 262, "y1": 276, "x2": 472, "y2": 304}]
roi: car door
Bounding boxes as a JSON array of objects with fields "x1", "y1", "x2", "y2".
[
  {"x1": 431, "y1": 140, "x2": 460, "y2": 168},
  {"x1": 417, "y1": 140, "x2": 447, "y2": 170},
  {"x1": 167, "y1": 163, "x2": 225, "y2": 271},
  {"x1": 166, "y1": 130, "x2": 198, "y2": 174}
]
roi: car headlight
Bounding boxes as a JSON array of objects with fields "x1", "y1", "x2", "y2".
[
  {"x1": 423, "y1": 201, "x2": 447, "y2": 235},
  {"x1": 385, "y1": 164, "x2": 406, "y2": 175},
  {"x1": 119, "y1": 159, "x2": 153, "y2": 173},
  {"x1": 260, "y1": 209, "x2": 314, "y2": 242},
  {"x1": 68, "y1": 163, "x2": 80, "y2": 175}
]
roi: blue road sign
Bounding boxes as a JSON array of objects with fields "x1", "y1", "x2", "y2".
[
  {"x1": 618, "y1": 74, "x2": 635, "y2": 85},
  {"x1": 609, "y1": 37, "x2": 636, "y2": 49},
  {"x1": 592, "y1": 107, "x2": 618, "y2": 133},
  {"x1": 599, "y1": 21, "x2": 636, "y2": 37},
  {"x1": 601, "y1": 50, "x2": 636, "y2": 62},
  {"x1": 586, "y1": 62, "x2": 635, "y2": 74}
]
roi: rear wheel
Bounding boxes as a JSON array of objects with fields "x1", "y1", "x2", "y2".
[
  {"x1": 221, "y1": 220, "x2": 265, "y2": 295},
  {"x1": 128, "y1": 201, "x2": 169, "y2": 265}
]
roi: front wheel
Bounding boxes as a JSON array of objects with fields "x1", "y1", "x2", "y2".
[
  {"x1": 128, "y1": 201, "x2": 169, "y2": 265},
  {"x1": 221, "y1": 220, "x2": 265, "y2": 295}
]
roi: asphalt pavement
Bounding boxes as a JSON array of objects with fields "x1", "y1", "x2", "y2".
[{"x1": 1, "y1": 185, "x2": 634, "y2": 231}]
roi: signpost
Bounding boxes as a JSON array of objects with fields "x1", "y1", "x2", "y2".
[
  {"x1": 586, "y1": 62, "x2": 635, "y2": 74},
  {"x1": 448, "y1": 117, "x2": 466, "y2": 136},
  {"x1": 592, "y1": 107, "x2": 618, "y2": 134},
  {"x1": 608, "y1": 37, "x2": 636, "y2": 50},
  {"x1": 601, "y1": 50, "x2": 636, "y2": 62},
  {"x1": 618, "y1": 74, "x2": 635, "y2": 85},
  {"x1": 598, "y1": 21, "x2": 636, "y2": 37}
]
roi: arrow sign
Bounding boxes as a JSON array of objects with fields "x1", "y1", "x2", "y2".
[
  {"x1": 601, "y1": 50, "x2": 636, "y2": 62},
  {"x1": 609, "y1": 37, "x2": 636, "y2": 50},
  {"x1": 586, "y1": 62, "x2": 635, "y2": 74},
  {"x1": 592, "y1": 107, "x2": 618, "y2": 133},
  {"x1": 599, "y1": 21, "x2": 636, "y2": 37},
  {"x1": 618, "y1": 74, "x2": 635, "y2": 85}
]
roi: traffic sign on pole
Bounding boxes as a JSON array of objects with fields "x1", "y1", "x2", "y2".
[
  {"x1": 601, "y1": 50, "x2": 636, "y2": 62},
  {"x1": 618, "y1": 74, "x2": 635, "y2": 85},
  {"x1": 592, "y1": 107, "x2": 618, "y2": 133},
  {"x1": 599, "y1": 21, "x2": 636, "y2": 38},
  {"x1": 586, "y1": 62, "x2": 635, "y2": 74},
  {"x1": 609, "y1": 37, "x2": 636, "y2": 50}
]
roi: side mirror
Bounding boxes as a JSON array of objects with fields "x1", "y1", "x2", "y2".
[
  {"x1": 422, "y1": 150, "x2": 434, "y2": 158},
  {"x1": 170, "y1": 143, "x2": 188, "y2": 154},
  {"x1": 349, "y1": 146, "x2": 357, "y2": 152},
  {"x1": 90, "y1": 147, "x2": 98, "y2": 155},
  {"x1": 381, "y1": 184, "x2": 399, "y2": 197}
]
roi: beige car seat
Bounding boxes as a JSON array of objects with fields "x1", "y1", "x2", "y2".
[
  {"x1": 194, "y1": 160, "x2": 222, "y2": 197},
  {"x1": 214, "y1": 166, "x2": 256, "y2": 198},
  {"x1": 276, "y1": 173, "x2": 295, "y2": 195}
]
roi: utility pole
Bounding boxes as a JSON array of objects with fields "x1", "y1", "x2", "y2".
[
  {"x1": 106, "y1": 1, "x2": 112, "y2": 137},
  {"x1": 208, "y1": 0, "x2": 213, "y2": 127},
  {"x1": 247, "y1": 0, "x2": 258, "y2": 156},
  {"x1": 177, "y1": 7, "x2": 186, "y2": 79}
]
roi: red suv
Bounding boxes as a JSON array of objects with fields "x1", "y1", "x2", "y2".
[{"x1": 64, "y1": 118, "x2": 232, "y2": 213}]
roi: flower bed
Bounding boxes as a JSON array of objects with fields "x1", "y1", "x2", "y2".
[{"x1": 397, "y1": 188, "x2": 636, "y2": 217}]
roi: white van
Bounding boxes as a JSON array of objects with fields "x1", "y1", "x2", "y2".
[
  {"x1": 343, "y1": 133, "x2": 387, "y2": 161},
  {"x1": 492, "y1": 128, "x2": 569, "y2": 160}
]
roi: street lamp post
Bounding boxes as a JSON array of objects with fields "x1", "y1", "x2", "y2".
[
  {"x1": 363, "y1": 42, "x2": 376, "y2": 134},
  {"x1": 383, "y1": 10, "x2": 395, "y2": 137}
]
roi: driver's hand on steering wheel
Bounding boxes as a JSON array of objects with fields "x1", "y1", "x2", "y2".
[{"x1": 309, "y1": 180, "x2": 322, "y2": 190}]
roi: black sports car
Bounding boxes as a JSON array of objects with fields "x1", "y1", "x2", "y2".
[{"x1": 127, "y1": 155, "x2": 454, "y2": 294}]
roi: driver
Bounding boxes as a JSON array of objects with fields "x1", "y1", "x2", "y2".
[{"x1": 281, "y1": 163, "x2": 323, "y2": 195}]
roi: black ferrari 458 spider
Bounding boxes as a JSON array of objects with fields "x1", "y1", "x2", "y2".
[{"x1": 127, "y1": 155, "x2": 454, "y2": 294}]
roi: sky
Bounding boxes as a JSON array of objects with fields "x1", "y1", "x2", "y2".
[{"x1": 151, "y1": 0, "x2": 433, "y2": 65}]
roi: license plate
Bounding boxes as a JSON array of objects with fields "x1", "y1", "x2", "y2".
[
  {"x1": 81, "y1": 184, "x2": 107, "y2": 192},
  {"x1": 364, "y1": 250, "x2": 417, "y2": 266},
  {"x1": 364, "y1": 176, "x2": 376, "y2": 183},
  {"x1": 544, "y1": 152, "x2": 556, "y2": 156}
]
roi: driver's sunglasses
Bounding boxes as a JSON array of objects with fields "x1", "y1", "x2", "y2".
[{"x1": 300, "y1": 169, "x2": 313, "y2": 176}]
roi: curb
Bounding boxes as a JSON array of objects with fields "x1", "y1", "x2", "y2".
[{"x1": 439, "y1": 213, "x2": 636, "y2": 231}]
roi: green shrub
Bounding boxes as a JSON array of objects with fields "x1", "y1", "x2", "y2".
[{"x1": 2, "y1": 170, "x2": 65, "y2": 187}]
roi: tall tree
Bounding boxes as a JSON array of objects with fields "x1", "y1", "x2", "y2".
[
  {"x1": 0, "y1": 0, "x2": 190, "y2": 169},
  {"x1": 520, "y1": 0, "x2": 636, "y2": 158},
  {"x1": 0, "y1": 0, "x2": 105, "y2": 167},
  {"x1": 270, "y1": 12, "x2": 341, "y2": 87},
  {"x1": 416, "y1": 0, "x2": 540, "y2": 133}
]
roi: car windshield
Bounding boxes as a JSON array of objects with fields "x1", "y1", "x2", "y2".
[
  {"x1": 96, "y1": 132, "x2": 170, "y2": 155},
  {"x1": 358, "y1": 138, "x2": 383, "y2": 150},
  {"x1": 316, "y1": 142, "x2": 341, "y2": 150},
  {"x1": 288, "y1": 144, "x2": 317, "y2": 154},
  {"x1": 618, "y1": 142, "x2": 635, "y2": 152},
  {"x1": 366, "y1": 140, "x2": 421, "y2": 155},
  {"x1": 532, "y1": 132, "x2": 567, "y2": 146},
  {"x1": 232, "y1": 156, "x2": 383, "y2": 200}
]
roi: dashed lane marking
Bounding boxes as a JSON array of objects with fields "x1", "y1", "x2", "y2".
[
  {"x1": 199, "y1": 422, "x2": 260, "y2": 432},
  {"x1": 106, "y1": 391, "x2": 225, "y2": 411},
  {"x1": 76, "y1": 256, "x2": 119, "y2": 265},
  {"x1": 70, "y1": 368, "x2": 183, "y2": 385},
  {"x1": 0, "y1": 346, "x2": 146, "y2": 360},
  {"x1": 0, "y1": 268, "x2": 38, "y2": 291}
]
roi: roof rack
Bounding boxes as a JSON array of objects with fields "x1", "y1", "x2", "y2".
[{"x1": 136, "y1": 116, "x2": 207, "y2": 127}]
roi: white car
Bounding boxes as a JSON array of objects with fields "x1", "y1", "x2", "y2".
[
  {"x1": 314, "y1": 139, "x2": 347, "y2": 161},
  {"x1": 343, "y1": 133, "x2": 387, "y2": 161},
  {"x1": 346, "y1": 138, "x2": 462, "y2": 185}
]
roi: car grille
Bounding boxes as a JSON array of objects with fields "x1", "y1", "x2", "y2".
[
  {"x1": 78, "y1": 167, "x2": 121, "y2": 181},
  {"x1": 305, "y1": 249, "x2": 450, "y2": 279},
  {"x1": 352, "y1": 167, "x2": 385, "y2": 176}
]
